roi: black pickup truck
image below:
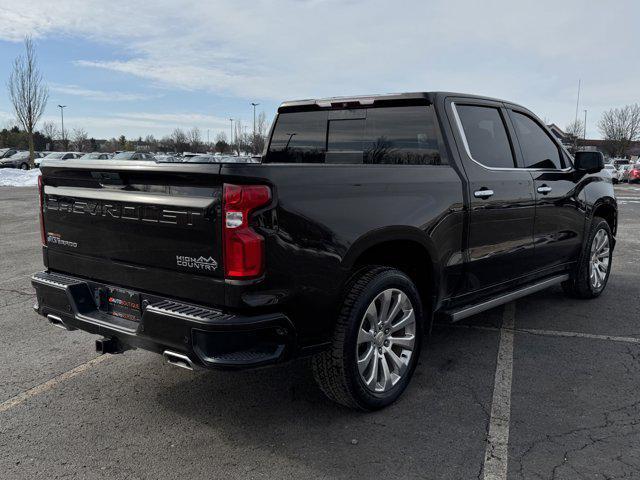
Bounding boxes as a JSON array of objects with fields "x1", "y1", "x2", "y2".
[{"x1": 32, "y1": 92, "x2": 617, "y2": 410}]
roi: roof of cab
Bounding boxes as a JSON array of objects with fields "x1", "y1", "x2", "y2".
[{"x1": 278, "y1": 91, "x2": 511, "y2": 112}]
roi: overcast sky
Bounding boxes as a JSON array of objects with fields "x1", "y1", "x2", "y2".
[{"x1": 0, "y1": 0, "x2": 638, "y2": 140}]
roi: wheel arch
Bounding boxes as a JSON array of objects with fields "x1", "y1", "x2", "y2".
[
  {"x1": 341, "y1": 227, "x2": 441, "y2": 320},
  {"x1": 592, "y1": 197, "x2": 617, "y2": 237}
]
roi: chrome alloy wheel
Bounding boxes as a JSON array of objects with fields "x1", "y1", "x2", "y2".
[
  {"x1": 356, "y1": 288, "x2": 416, "y2": 393},
  {"x1": 589, "y1": 229, "x2": 610, "y2": 290}
]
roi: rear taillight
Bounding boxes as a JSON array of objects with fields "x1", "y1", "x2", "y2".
[
  {"x1": 37, "y1": 174, "x2": 45, "y2": 245},
  {"x1": 223, "y1": 183, "x2": 271, "y2": 279}
]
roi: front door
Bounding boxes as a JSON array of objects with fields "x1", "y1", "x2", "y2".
[
  {"x1": 447, "y1": 99, "x2": 536, "y2": 293},
  {"x1": 506, "y1": 108, "x2": 585, "y2": 272}
]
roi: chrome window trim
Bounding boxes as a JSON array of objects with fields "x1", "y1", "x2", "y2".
[{"x1": 451, "y1": 102, "x2": 573, "y2": 173}]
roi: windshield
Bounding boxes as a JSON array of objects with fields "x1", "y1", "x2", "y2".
[{"x1": 45, "y1": 153, "x2": 65, "y2": 159}]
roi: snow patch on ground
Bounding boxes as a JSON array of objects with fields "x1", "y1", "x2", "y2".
[{"x1": 0, "y1": 168, "x2": 41, "y2": 187}]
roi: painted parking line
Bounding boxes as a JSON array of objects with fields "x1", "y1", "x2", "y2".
[
  {"x1": 0, "y1": 355, "x2": 110, "y2": 414},
  {"x1": 441, "y1": 323, "x2": 640, "y2": 345},
  {"x1": 517, "y1": 328, "x2": 640, "y2": 344},
  {"x1": 482, "y1": 302, "x2": 515, "y2": 480}
]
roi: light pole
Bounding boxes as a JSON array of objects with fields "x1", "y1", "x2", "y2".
[
  {"x1": 583, "y1": 109, "x2": 587, "y2": 141},
  {"x1": 251, "y1": 102, "x2": 260, "y2": 154},
  {"x1": 574, "y1": 79, "x2": 581, "y2": 125},
  {"x1": 229, "y1": 118, "x2": 234, "y2": 147},
  {"x1": 58, "y1": 105, "x2": 67, "y2": 149}
]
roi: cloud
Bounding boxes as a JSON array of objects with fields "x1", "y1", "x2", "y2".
[
  {"x1": 33, "y1": 110, "x2": 233, "y2": 139},
  {"x1": 49, "y1": 83, "x2": 159, "y2": 101}
]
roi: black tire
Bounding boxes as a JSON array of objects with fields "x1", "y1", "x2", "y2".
[
  {"x1": 562, "y1": 217, "x2": 613, "y2": 299},
  {"x1": 20, "y1": 163, "x2": 29, "y2": 170},
  {"x1": 312, "y1": 266, "x2": 423, "y2": 410}
]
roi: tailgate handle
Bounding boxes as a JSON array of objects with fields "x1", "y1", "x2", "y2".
[{"x1": 91, "y1": 172, "x2": 123, "y2": 186}]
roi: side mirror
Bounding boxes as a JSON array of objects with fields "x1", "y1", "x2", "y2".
[{"x1": 574, "y1": 151, "x2": 604, "y2": 174}]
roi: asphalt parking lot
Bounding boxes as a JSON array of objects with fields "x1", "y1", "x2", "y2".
[{"x1": 1, "y1": 185, "x2": 639, "y2": 480}]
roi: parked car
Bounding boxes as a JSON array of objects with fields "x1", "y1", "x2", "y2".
[
  {"x1": 0, "y1": 150, "x2": 43, "y2": 170},
  {"x1": 154, "y1": 155, "x2": 180, "y2": 163},
  {"x1": 618, "y1": 164, "x2": 633, "y2": 183},
  {"x1": 32, "y1": 92, "x2": 617, "y2": 410},
  {"x1": 0, "y1": 148, "x2": 18, "y2": 159},
  {"x1": 79, "y1": 152, "x2": 112, "y2": 160},
  {"x1": 604, "y1": 164, "x2": 619, "y2": 184},
  {"x1": 612, "y1": 158, "x2": 630, "y2": 168},
  {"x1": 627, "y1": 164, "x2": 640, "y2": 184},
  {"x1": 111, "y1": 151, "x2": 156, "y2": 161},
  {"x1": 35, "y1": 152, "x2": 83, "y2": 167}
]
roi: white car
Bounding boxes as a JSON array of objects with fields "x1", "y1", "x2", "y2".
[
  {"x1": 604, "y1": 164, "x2": 619, "y2": 184},
  {"x1": 79, "y1": 152, "x2": 112, "y2": 160},
  {"x1": 618, "y1": 164, "x2": 633, "y2": 183},
  {"x1": 35, "y1": 152, "x2": 83, "y2": 167}
]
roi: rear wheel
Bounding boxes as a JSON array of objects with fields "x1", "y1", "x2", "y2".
[
  {"x1": 20, "y1": 163, "x2": 29, "y2": 170},
  {"x1": 312, "y1": 267, "x2": 423, "y2": 410},
  {"x1": 562, "y1": 217, "x2": 612, "y2": 298}
]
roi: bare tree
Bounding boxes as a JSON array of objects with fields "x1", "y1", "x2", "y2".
[
  {"x1": 252, "y1": 111, "x2": 268, "y2": 154},
  {"x1": 7, "y1": 36, "x2": 49, "y2": 166},
  {"x1": 40, "y1": 121, "x2": 59, "y2": 150},
  {"x1": 214, "y1": 131, "x2": 229, "y2": 153},
  {"x1": 187, "y1": 127, "x2": 202, "y2": 152},
  {"x1": 565, "y1": 119, "x2": 585, "y2": 152},
  {"x1": 171, "y1": 128, "x2": 188, "y2": 152},
  {"x1": 234, "y1": 120, "x2": 251, "y2": 155},
  {"x1": 598, "y1": 104, "x2": 640, "y2": 158},
  {"x1": 71, "y1": 128, "x2": 89, "y2": 152}
]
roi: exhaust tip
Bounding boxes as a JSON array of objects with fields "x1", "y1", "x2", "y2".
[
  {"x1": 163, "y1": 350, "x2": 195, "y2": 371},
  {"x1": 47, "y1": 314, "x2": 76, "y2": 331}
]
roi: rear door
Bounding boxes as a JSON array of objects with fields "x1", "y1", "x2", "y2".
[
  {"x1": 447, "y1": 98, "x2": 536, "y2": 292},
  {"x1": 506, "y1": 107, "x2": 585, "y2": 272}
]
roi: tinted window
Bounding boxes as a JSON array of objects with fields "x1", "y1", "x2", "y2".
[
  {"x1": 267, "y1": 111, "x2": 328, "y2": 163},
  {"x1": 511, "y1": 112, "x2": 563, "y2": 169},
  {"x1": 266, "y1": 106, "x2": 442, "y2": 165},
  {"x1": 328, "y1": 119, "x2": 365, "y2": 151},
  {"x1": 364, "y1": 106, "x2": 442, "y2": 165},
  {"x1": 456, "y1": 105, "x2": 515, "y2": 168}
]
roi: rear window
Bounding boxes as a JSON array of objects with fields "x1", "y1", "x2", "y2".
[
  {"x1": 265, "y1": 106, "x2": 443, "y2": 165},
  {"x1": 267, "y1": 111, "x2": 328, "y2": 163}
]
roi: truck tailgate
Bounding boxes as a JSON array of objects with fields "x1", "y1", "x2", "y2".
[{"x1": 40, "y1": 161, "x2": 225, "y2": 306}]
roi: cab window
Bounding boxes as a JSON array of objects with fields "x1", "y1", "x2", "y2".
[{"x1": 510, "y1": 111, "x2": 563, "y2": 169}]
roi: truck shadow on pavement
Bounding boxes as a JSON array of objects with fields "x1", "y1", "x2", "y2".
[{"x1": 151, "y1": 310, "x2": 503, "y2": 479}]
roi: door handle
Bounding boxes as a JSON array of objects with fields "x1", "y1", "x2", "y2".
[
  {"x1": 474, "y1": 189, "x2": 494, "y2": 199},
  {"x1": 537, "y1": 185, "x2": 552, "y2": 194}
]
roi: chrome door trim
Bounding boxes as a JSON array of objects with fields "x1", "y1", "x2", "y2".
[{"x1": 450, "y1": 102, "x2": 573, "y2": 174}]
